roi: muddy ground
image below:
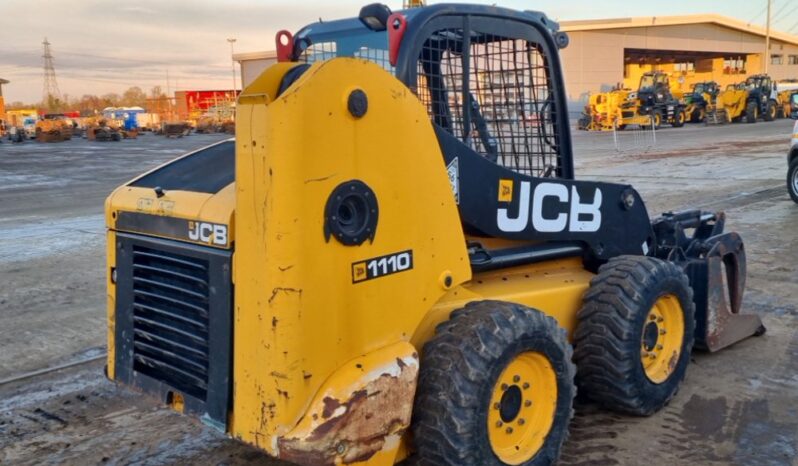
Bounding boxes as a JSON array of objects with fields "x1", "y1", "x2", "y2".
[{"x1": 0, "y1": 122, "x2": 796, "y2": 465}]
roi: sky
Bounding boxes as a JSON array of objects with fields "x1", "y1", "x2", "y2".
[{"x1": 0, "y1": 0, "x2": 793, "y2": 104}]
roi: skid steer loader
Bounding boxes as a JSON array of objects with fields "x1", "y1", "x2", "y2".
[{"x1": 104, "y1": 4, "x2": 764, "y2": 465}]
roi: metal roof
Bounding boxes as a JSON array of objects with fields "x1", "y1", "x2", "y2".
[{"x1": 561, "y1": 14, "x2": 798, "y2": 47}]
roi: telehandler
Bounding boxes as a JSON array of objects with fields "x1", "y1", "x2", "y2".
[
  {"x1": 635, "y1": 71, "x2": 686, "y2": 128},
  {"x1": 105, "y1": 4, "x2": 764, "y2": 465},
  {"x1": 578, "y1": 89, "x2": 651, "y2": 131},
  {"x1": 718, "y1": 74, "x2": 778, "y2": 123},
  {"x1": 684, "y1": 81, "x2": 719, "y2": 123}
]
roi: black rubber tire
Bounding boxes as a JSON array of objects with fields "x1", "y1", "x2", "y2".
[
  {"x1": 412, "y1": 301, "x2": 576, "y2": 466},
  {"x1": 573, "y1": 256, "x2": 695, "y2": 416},
  {"x1": 652, "y1": 111, "x2": 663, "y2": 129},
  {"x1": 690, "y1": 108, "x2": 703, "y2": 123},
  {"x1": 745, "y1": 102, "x2": 758, "y2": 123},
  {"x1": 788, "y1": 158, "x2": 798, "y2": 204},
  {"x1": 671, "y1": 110, "x2": 686, "y2": 128},
  {"x1": 764, "y1": 101, "x2": 776, "y2": 122}
]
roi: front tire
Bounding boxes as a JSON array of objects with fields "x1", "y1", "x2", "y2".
[
  {"x1": 652, "y1": 111, "x2": 662, "y2": 129},
  {"x1": 413, "y1": 301, "x2": 576, "y2": 466},
  {"x1": 671, "y1": 110, "x2": 686, "y2": 128},
  {"x1": 573, "y1": 256, "x2": 695, "y2": 416},
  {"x1": 788, "y1": 158, "x2": 798, "y2": 204},
  {"x1": 745, "y1": 102, "x2": 758, "y2": 123}
]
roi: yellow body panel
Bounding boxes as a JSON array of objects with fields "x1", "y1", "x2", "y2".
[
  {"x1": 106, "y1": 230, "x2": 117, "y2": 379},
  {"x1": 232, "y1": 57, "x2": 471, "y2": 460},
  {"x1": 717, "y1": 88, "x2": 748, "y2": 120},
  {"x1": 583, "y1": 90, "x2": 650, "y2": 131},
  {"x1": 414, "y1": 257, "x2": 592, "y2": 348},
  {"x1": 105, "y1": 184, "x2": 235, "y2": 242}
]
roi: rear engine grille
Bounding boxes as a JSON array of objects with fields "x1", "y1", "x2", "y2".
[
  {"x1": 621, "y1": 111, "x2": 634, "y2": 118},
  {"x1": 131, "y1": 245, "x2": 210, "y2": 400}
]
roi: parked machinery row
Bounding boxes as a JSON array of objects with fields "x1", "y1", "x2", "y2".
[{"x1": 579, "y1": 72, "x2": 798, "y2": 131}]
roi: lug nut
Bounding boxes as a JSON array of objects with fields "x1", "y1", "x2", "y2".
[
  {"x1": 496, "y1": 421, "x2": 504, "y2": 428},
  {"x1": 505, "y1": 427, "x2": 514, "y2": 434},
  {"x1": 493, "y1": 402, "x2": 500, "y2": 410},
  {"x1": 518, "y1": 418, "x2": 526, "y2": 425},
  {"x1": 524, "y1": 400, "x2": 532, "y2": 407},
  {"x1": 501, "y1": 383, "x2": 508, "y2": 391},
  {"x1": 657, "y1": 317, "x2": 664, "y2": 323},
  {"x1": 649, "y1": 314, "x2": 656, "y2": 321},
  {"x1": 660, "y1": 329, "x2": 667, "y2": 335},
  {"x1": 513, "y1": 375, "x2": 521, "y2": 383},
  {"x1": 649, "y1": 352, "x2": 658, "y2": 359},
  {"x1": 656, "y1": 344, "x2": 664, "y2": 350},
  {"x1": 522, "y1": 382, "x2": 530, "y2": 390}
]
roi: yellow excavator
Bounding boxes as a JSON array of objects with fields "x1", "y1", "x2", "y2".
[{"x1": 105, "y1": 3, "x2": 764, "y2": 465}]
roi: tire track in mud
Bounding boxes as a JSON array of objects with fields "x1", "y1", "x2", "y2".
[
  {"x1": 558, "y1": 404, "x2": 626, "y2": 465},
  {"x1": 0, "y1": 363, "x2": 284, "y2": 466}
]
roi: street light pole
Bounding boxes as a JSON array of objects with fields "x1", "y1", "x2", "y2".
[
  {"x1": 227, "y1": 38, "x2": 237, "y2": 94},
  {"x1": 765, "y1": 0, "x2": 772, "y2": 74}
]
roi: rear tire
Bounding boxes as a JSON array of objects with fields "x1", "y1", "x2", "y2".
[
  {"x1": 745, "y1": 102, "x2": 758, "y2": 123},
  {"x1": 788, "y1": 158, "x2": 798, "y2": 204},
  {"x1": 412, "y1": 301, "x2": 575, "y2": 466},
  {"x1": 573, "y1": 256, "x2": 695, "y2": 416}
]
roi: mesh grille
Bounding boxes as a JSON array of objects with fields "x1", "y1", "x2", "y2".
[
  {"x1": 416, "y1": 30, "x2": 561, "y2": 177},
  {"x1": 131, "y1": 245, "x2": 210, "y2": 399}
]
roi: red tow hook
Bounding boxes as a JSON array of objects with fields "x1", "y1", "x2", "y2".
[
  {"x1": 388, "y1": 13, "x2": 407, "y2": 66},
  {"x1": 276, "y1": 30, "x2": 294, "y2": 62}
]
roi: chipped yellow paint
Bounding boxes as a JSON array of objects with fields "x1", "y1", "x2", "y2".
[{"x1": 277, "y1": 342, "x2": 418, "y2": 465}]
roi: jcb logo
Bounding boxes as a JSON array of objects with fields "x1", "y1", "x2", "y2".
[
  {"x1": 497, "y1": 181, "x2": 602, "y2": 233},
  {"x1": 188, "y1": 221, "x2": 228, "y2": 246}
]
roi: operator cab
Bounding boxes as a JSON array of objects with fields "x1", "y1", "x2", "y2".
[
  {"x1": 280, "y1": 2, "x2": 654, "y2": 263},
  {"x1": 289, "y1": 3, "x2": 573, "y2": 179}
]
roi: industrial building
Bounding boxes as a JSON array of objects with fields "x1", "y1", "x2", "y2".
[
  {"x1": 234, "y1": 13, "x2": 798, "y2": 112},
  {"x1": 560, "y1": 14, "x2": 798, "y2": 109},
  {"x1": 233, "y1": 50, "x2": 278, "y2": 90}
]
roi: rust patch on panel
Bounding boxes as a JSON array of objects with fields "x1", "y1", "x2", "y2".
[{"x1": 277, "y1": 357, "x2": 418, "y2": 465}]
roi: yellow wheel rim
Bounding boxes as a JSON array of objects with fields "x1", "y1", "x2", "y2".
[
  {"x1": 654, "y1": 113, "x2": 661, "y2": 127},
  {"x1": 678, "y1": 112, "x2": 685, "y2": 124},
  {"x1": 487, "y1": 352, "x2": 558, "y2": 465},
  {"x1": 641, "y1": 295, "x2": 685, "y2": 384}
]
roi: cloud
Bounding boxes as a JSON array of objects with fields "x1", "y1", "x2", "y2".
[{"x1": 0, "y1": 0, "x2": 770, "y2": 103}]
